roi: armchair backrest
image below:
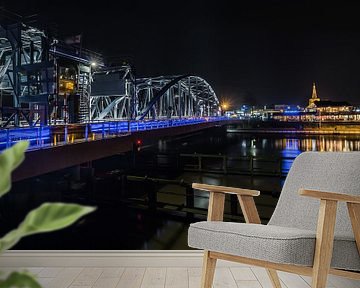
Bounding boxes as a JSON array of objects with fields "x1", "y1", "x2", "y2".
[{"x1": 268, "y1": 152, "x2": 360, "y2": 239}]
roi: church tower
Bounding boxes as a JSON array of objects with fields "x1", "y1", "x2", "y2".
[{"x1": 308, "y1": 82, "x2": 320, "y2": 108}]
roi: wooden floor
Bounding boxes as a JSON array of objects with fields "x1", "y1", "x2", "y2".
[
  {"x1": 1, "y1": 251, "x2": 359, "y2": 288},
  {"x1": 2, "y1": 266, "x2": 360, "y2": 288}
]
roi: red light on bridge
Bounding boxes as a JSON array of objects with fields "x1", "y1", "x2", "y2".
[{"x1": 134, "y1": 139, "x2": 142, "y2": 152}]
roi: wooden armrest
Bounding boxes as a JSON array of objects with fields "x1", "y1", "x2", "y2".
[
  {"x1": 299, "y1": 189, "x2": 360, "y2": 204},
  {"x1": 194, "y1": 183, "x2": 261, "y2": 223},
  {"x1": 301, "y1": 188, "x2": 360, "y2": 276},
  {"x1": 192, "y1": 183, "x2": 260, "y2": 196}
]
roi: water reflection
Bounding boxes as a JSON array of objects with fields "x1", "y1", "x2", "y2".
[
  {"x1": 275, "y1": 136, "x2": 360, "y2": 154},
  {"x1": 165, "y1": 130, "x2": 360, "y2": 159},
  {"x1": 273, "y1": 136, "x2": 360, "y2": 173}
]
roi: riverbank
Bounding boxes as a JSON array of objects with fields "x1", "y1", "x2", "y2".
[
  {"x1": 227, "y1": 120, "x2": 360, "y2": 134},
  {"x1": 227, "y1": 126, "x2": 360, "y2": 135}
]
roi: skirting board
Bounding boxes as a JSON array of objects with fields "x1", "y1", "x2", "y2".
[{"x1": 0, "y1": 250, "x2": 248, "y2": 268}]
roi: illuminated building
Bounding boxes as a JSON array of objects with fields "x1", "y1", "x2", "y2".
[
  {"x1": 307, "y1": 82, "x2": 320, "y2": 109},
  {"x1": 303, "y1": 83, "x2": 355, "y2": 122},
  {"x1": 272, "y1": 83, "x2": 360, "y2": 123}
]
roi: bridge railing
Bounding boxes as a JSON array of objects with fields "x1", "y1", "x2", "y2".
[
  {"x1": 123, "y1": 174, "x2": 279, "y2": 223},
  {"x1": 179, "y1": 153, "x2": 294, "y2": 177},
  {"x1": 0, "y1": 126, "x2": 52, "y2": 151},
  {"x1": 0, "y1": 117, "x2": 230, "y2": 152}
]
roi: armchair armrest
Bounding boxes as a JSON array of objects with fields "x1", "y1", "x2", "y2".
[
  {"x1": 299, "y1": 189, "x2": 360, "y2": 204},
  {"x1": 299, "y1": 188, "x2": 360, "y2": 283},
  {"x1": 300, "y1": 188, "x2": 360, "y2": 259},
  {"x1": 192, "y1": 183, "x2": 260, "y2": 196},
  {"x1": 193, "y1": 183, "x2": 261, "y2": 223}
]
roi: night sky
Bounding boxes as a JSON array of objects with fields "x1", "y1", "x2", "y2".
[{"x1": 1, "y1": 0, "x2": 360, "y2": 107}]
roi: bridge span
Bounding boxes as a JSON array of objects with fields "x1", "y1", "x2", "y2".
[
  {"x1": 9, "y1": 117, "x2": 235, "y2": 182},
  {"x1": 0, "y1": 21, "x2": 231, "y2": 181},
  {"x1": 1, "y1": 23, "x2": 221, "y2": 127}
]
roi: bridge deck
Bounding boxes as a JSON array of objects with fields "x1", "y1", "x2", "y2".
[
  {"x1": 0, "y1": 117, "x2": 228, "y2": 152},
  {"x1": 9, "y1": 118, "x2": 234, "y2": 181}
]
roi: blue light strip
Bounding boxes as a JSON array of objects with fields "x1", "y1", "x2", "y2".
[
  {"x1": 0, "y1": 127, "x2": 51, "y2": 151},
  {"x1": 0, "y1": 117, "x2": 229, "y2": 152},
  {"x1": 283, "y1": 110, "x2": 301, "y2": 115},
  {"x1": 89, "y1": 117, "x2": 226, "y2": 134}
]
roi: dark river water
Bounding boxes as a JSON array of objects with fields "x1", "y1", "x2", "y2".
[{"x1": 2, "y1": 126, "x2": 360, "y2": 250}]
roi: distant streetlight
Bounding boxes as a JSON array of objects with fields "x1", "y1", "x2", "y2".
[
  {"x1": 220, "y1": 103, "x2": 229, "y2": 116},
  {"x1": 91, "y1": 62, "x2": 97, "y2": 67}
]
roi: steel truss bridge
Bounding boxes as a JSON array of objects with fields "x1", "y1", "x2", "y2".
[{"x1": 0, "y1": 23, "x2": 220, "y2": 128}]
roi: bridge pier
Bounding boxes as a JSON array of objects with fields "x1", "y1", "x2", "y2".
[
  {"x1": 70, "y1": 165, "x2": 81, "y2": 182},
  {"x1": 147, "y1": 178, "x2": 158, "y2": 211}
]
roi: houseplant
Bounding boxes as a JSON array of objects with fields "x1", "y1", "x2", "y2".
[{"x1": 0, "y1": 141, "x2": 96, "y2": 287}]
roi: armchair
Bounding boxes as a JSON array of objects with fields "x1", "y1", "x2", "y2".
[{"x1": 188, "y1": 152, "x2": 360, "y2": 288}]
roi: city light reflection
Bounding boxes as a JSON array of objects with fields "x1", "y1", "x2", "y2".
[
  {"x1": 274, "y1": 136, "x2": 360, "y2": 153},
  {"x1": 274, "y1": 136, "x2": 360, "y2": 173}
]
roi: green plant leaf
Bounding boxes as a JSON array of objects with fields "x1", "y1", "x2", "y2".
[
  {"x1": 0, "y1": 141, "x2": 29, "y2": 197},
  {"x1": 0, "y1": 271, "x2": 41, "y2": 288},
  {"x1": 0, "y1": 203, "x2": 96, "y2": 251}
]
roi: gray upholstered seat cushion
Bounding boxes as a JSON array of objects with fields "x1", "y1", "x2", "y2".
[{"x1": 188, "y1": 221, "x2": 360, "y2": 271}]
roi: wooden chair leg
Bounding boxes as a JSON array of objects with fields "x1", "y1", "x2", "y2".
[
  {"x1": 347, "y1": 202, "x2": 360, "y2": 253},
  {"x1": 201, "y1": 250, "x2": 217, "y2": 288},
  {"x1": 200, "y1": 192, "x2": 224, "y2": 288},
  {"x1": 311, "y1": 200, "x2": 337, "y2": 288},
  {"x1": 266, "y1": 269, "x2": 282, "y2": 288},
  {"x1": 237, "y1": 195, "x2": 282, "y2": 287}
]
